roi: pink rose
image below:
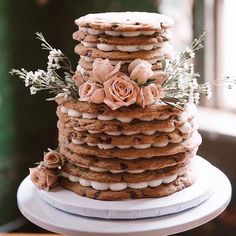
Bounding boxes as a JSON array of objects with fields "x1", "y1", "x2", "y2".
[
  {"x1": 92, "y1": 58, "x2": 121, "y2": 83},
  {"x1": 136, "y1": 83, "x2": 165, "y2": 108},
  {"x1": 72, "y1": 73, "x2": 84, "y2": 88},
  {"x1": 150, "y1": 71, "x2": 167, "y2": 86},
  {"x1": 103, "y1": 73, "x2": 140, "y2": 110},
  {"x1": 79, "y1": 80, "x2": 105, "y2": 104},
  {"x1": 128, "y1": 59, "x2": 153, "y2": 85},
  {"x1": 43, "y1": 150, "x2": 63, "y2": 169},
  {"x1": 29, "y1": 166, "x2": 59, "y2": 191}
]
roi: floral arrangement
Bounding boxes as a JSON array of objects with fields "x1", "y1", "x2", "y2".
[
  {"x1": 10, "y1": 32, "x2": 236, "y2": 111},
  {"x1": 29, "y1": 149, "x2": 63, "y2": 190}
]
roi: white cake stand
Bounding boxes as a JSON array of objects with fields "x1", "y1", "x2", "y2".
[{"x1": 17, "y1": 156, "x2": 232, "y2": 236}]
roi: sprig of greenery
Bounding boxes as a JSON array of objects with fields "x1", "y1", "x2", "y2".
[
  {"x1": 10, "y1": 33, "x2": 78, "y2": 99},
  {"x1": 161, "y1": 32, "x2": 209, "y2": 108}
]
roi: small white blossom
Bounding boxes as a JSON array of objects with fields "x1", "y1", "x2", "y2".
[
  {"x1": 47, "y1": 49, "x2": 63, "y2": 72},
  {"x1": 205, "y1": 84, "x2": 212, "y2": 99},
  {"x1": 25, "y1": 71, "x2": 34, "y2": 87},
  {"x1": 191, "y1": 78, "x2": 199, "y2": 90},
  {"x1": 30, "y1": 86, "x2": 38, "y2": 95},
  {"x1": 193, "y1": 92, "x2": 200, "y2": 104},
  {"x1": 186, "y1": 47, "x2": 195, "y2": 58}
]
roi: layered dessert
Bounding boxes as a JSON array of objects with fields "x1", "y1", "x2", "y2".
[
  {"x1": 57, "y1": 12, "x2": 201, "y2": 200},
  {"x1": 12, "y1": 12, "x2": 208, "y2": 201}
]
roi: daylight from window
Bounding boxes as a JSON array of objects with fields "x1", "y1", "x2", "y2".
[{"x1": 223, "y1": 0, "x2": 236, "y2": 110}]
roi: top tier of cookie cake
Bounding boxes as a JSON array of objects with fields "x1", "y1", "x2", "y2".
[{"x1": 57, "y1": 12, "x2": 202, "y2": 200}]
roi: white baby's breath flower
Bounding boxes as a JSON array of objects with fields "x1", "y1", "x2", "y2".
[
  {"x1": 25, "y1": 71, "x2": 33, "y2": 87},
  {"x1": 47, "y1": 49, "x2": 64, "y2": 72},
  {"x1": 30, "y1": 86, "x2": 38, "y2": 95},
  {"x1": 193, "y1": 92, "x2": 200, "y2": 104},
  {"x1": 186, "y1": 47, "x2": 191, "y2": 53},
  {"x1": 189, "y1": 63, "x2": 194, "y2": 75},
  {"x1": 186, "y1": 46, "x2": 195, "y2": 58},
  {"x1": 205, "y1": 84, "x2": 212, "y2": 99},
  {"x1": 191, "y1": 78, "x2": 199, "y2": 90}
]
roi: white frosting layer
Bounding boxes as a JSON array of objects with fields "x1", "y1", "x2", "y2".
[
  {"x1": 64, "y1": 107, "x2": 174, "y2": 122},
  {"x1": 79, "y1": 55, "x2": 162, "y2": 65},
  {"x1": 79, "y1": 27, "x2": 158, "y2": 37},
  {"x1": 81, "y1": 40, "x2": 169, "y2": 52},
  {"x1": 61, "y1": 107, "x2": 197, "y2": 136},
  {"x1": 61, "y1": 172, "x2": 180, "y2": 191},
  {"x1": 71, "y1": 139, "x2": 177, "y2": 149},
  {"x1": 95, "y1": 42, "x2": 157, "y2": 52},
  {"x1": 76, "y1": 164, "x2": 145, "y2": 174}
]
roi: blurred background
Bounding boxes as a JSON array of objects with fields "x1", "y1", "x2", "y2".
[{"x1": 0, "y1": 0, "x2": 235, "y2": 235}]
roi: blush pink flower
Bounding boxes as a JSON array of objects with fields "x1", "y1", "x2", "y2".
[
  {"x1": 29, "y1": 166, "x2": 59, "y2": 191},
  {"x1": 92, "y1": 58, "x2": 121, "y2": 83},
  {"x1": 43, "y1": 150, "x2": 63, "y2": 169},
  {"x1": 103, "y1": 73, "x2": 140, "y2": 110},
  {"x1": 128, "y1": 59, "x2": 153, "y2": 85},
  {"x1": 150, "y1": 71, "x2": 167, "y2": 86},
  {"x1": 79, "y1": 80, "x2": 105, "y2": 104},
  {"x1": 72, "y1": 73, "x2": 84, "y2": 88},
  {"x1": 136, "y1": 83, "x2": 165, "y2": 108}
]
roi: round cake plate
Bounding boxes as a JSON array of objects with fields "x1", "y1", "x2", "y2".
[
  {"x1": 37, "y1": 156, "x2": 214, "y2": 219},
  {"x1": 17, "y1": 156, "x2": 232, "y2": 236}
]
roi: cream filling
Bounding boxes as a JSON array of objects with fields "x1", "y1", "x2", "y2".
[
  {"x1": 83, "y1": 42, "x2": 157, "y2": 52},
  {"x1": 81, "y1": 41, "x2": 167, "y2": 52},
  {"x1": 63, "y1": 107, "x2": 173, "y2": 122},
  {"x1": 71, "y1": 139, "x2": 175, "y2": 149},
  {"x1": 61, "y1": 172, "x2": 180, "y2": 191},
  {"x1": 61, "y1": 107, "x2": 197, "y2": 135},
  {"x1": 75, "y1": 164, "x2": 146, "y2": 174},
  {"x1": 79, "y1": 55, "x2": 162, "y2": 65},
  {"x1": 79, "y1": 27, "x2": 156, "y2": 37}
]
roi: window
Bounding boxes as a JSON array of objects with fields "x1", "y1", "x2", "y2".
[
  {"x1": 222, "y1": 0, "x2": 236, "y2": 111},
  {"x1": 160, "y1": 0, "x2": 236, "y2": 111}
]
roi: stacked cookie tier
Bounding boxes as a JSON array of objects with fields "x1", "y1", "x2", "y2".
[
  {"x1": 73, "y1": 12, "x2": 174, "y2": 79},
  {"x1": 57, "y1": 100, "x2": 201, "y2": 200},
  {"x1": 57, "y1": 12, "x2": 201, "y2": 200}
]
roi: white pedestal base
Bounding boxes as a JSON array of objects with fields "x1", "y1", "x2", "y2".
[
  {"x1": 37, "y1": 156, "x2": 213, "y2": 219},
  {"x1": 17, "y1": 156, "x2": 231, "y2": 236}
]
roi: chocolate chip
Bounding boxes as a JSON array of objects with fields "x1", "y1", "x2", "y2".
[
  {"x1": 98, "y1": 106, "x2": 105, "y2": 114},
  {"x1": 94, "y1": 190, "x2": 101, "y2": 199},
  {"x1": 135, "y1": 22, "x2": 140, "y2": 25},
  {"x1": 70, "y1": 132, "x2": 77, "y2": 138},
  {"x1": 87, "y1": 50, "x2": 92, "y2": 57},
  {"x1": 120, "y1": 162, "x2": 128, "y2": 170},
  {"x1": 92, "y1": 156, "x2": 99, "y2": 163},
  {"x1": 117, "y1": 125, "x2": 123, "y2": 131},
  {"x1": 82, "y1": 192, "x2": 87, "y2": 197},
  {"x1": 130, "y1": 191, "x2": 138, "y2": 199},
  {"x1": 101, "y1": 137, "x2": 112, "y2": 144},
  {"x1": 133, "y1": 137, "x2": 141, "y2": 142},
  {"x1": 111, "y1": 24, "x2": 119, "y2": 30}
]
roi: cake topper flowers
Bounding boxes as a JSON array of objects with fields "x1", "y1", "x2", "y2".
[{"x1": 10, "y1": 32, "x2": 236, "y2": 110}]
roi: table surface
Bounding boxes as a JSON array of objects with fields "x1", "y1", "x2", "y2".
[{"x1": 17, "y1": 157, "x2": 232, "y2": 236}]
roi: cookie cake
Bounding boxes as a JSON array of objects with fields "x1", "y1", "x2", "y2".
[{"x1": 11, "y1": 12, "x2": 210, "y2": 201}]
